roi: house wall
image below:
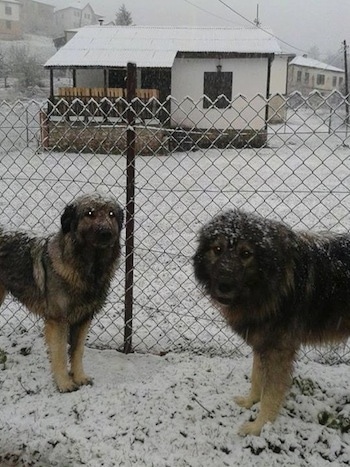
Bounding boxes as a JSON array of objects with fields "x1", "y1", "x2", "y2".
[
  {"x1": 270, "y1": 54, "x2": 290, "y2": 94},
  {"x1": 268, "y1": 54, "x2": 292, "y2": 123},
  {"x1": 0, "y1": 1, "x2": 21, "y2": 39},
  {"x1": 170, "y1": 57, "x2": 268, "y2": 130},
  {"x1": 288, "y1": 65, "x2": 345, "y2": 95},
  {"x1": 80, "y1": 5, "x2": 95, "y2": 27},
  {"x1": 76, "y1": 69, "x2": 105, "y2": 87}
]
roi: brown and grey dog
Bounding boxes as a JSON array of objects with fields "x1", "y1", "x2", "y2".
[
  {"x1": 194, "y1": 209, "x2": 350, "y2": 436},
  {"x1": 0, "y1": 193, "x2": 123, "y2": 392}
]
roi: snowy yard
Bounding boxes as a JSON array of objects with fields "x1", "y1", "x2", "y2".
[
  {"x1": 1, "y1": 102, "x2": 350, "y2": 465},
  {"x1": 2, "y1": 334, "x2": 350, "y2": 466}
]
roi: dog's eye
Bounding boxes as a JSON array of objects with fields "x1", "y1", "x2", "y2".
[
  {"x1": 212, "y1": 245, "x2": 223, "y2": 256},
  {"x1": 109, "y1": 211, "x2": 115, "y2": 218},
  {"x1": 239, "y1": 249, "x2": 253, "y2": 259},
  {"x1": 86, "y1": 210, "x2": 95, "y2": 217}
]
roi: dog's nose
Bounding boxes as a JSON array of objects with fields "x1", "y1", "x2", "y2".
[
  {"x1": 216, "y1": 279, "x2": 234, "y2": 296},
  {"x1": 217, "y1": 280, "x2": 233, "y2": 295},
  {"x1": 97, "y1": 229, "x2": 113, "y2": 243}
]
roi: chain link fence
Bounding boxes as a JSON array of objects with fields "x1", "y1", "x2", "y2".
[{"x1": 0, "y1": 88, "x2": 350, "y2": 362}]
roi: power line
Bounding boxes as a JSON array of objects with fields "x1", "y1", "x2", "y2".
[
  {"x1": 216, "y1": 0, "x2": 309, "y2": 54},
  {"x1": 182, "y1": 0, "x2": 241, "y2": 26}
]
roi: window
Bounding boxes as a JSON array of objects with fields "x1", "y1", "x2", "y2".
[
  {"x1": 5, "y1": 20, "x2": 11, "y2": 29},
  {"x1": 203, "y1": 71, "x2": 232, "y2": 109},
  {"x1": 5, "y1": 5, "x2": 12, "y2": 15},
  {"x1": 316, "y1": 74, "x2": 325, "y2": 85},
  {"x1": 339, "y1": 77, "x2": 344, "y2": 86},
  {"x1": 304, "y1": 72, "x2": 309, "y2": 84},
  {"x1": 297, "y1": 70, "x2": 302, "y2": 82}
]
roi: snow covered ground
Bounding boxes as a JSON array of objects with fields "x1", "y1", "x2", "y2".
[
  {"x1": 1, "y1": 101, "x2": 350, "y2": 465},
  {"x1": 2, "y1": 336, "x2": 350, "y2": 467}
]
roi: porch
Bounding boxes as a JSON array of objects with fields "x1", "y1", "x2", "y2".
[{"x1": 48, "y1": 86, "x2": 162, "y2": 122}]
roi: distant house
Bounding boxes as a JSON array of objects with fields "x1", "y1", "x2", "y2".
[
  {"x1": 0, "y1": 0, "x2": 22, "y2": 40},
  {"x1": 45, "y1": 25, "x2": 282, "y2": 138},
  {"x1": 19, "y1": 0, "x2": 54, "y2": 37},
  {"x1": 53, "y1": 1, "x2": 101, "y2": 46},
  {"x1": 288, "y1": 56, "x2": 345, "y2": 95}
]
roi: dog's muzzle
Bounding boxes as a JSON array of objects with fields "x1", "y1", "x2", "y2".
[
  {"x1": 94, "y1": 228, "x2": 116, "y2": 247},
  {"x1": 211, "y1": 276, "x2": 237, "y2": 305}
]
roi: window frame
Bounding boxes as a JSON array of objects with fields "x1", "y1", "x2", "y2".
[{"x1": 316, "y1": 74, "x2": 325, "y2": 85}]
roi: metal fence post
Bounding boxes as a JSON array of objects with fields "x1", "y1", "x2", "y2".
[{"x1": 124, "y1": 62, "x2": 137, "y2": 353}]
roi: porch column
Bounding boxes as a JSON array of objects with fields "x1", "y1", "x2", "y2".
[
  {"x1": 49, "y1": 69, "x2": 54, "y2": 99},
  {"x1": 104, "y1": 69, "x2": 108, "y2": 94}
]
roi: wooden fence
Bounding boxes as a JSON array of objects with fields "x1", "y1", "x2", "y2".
[{"x1": 50, "y1": 87, "x2": 160, "y2": 121}]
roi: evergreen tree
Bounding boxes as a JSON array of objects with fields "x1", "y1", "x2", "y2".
[{"x1": 115, "y1": 4, "x2": 133, "y2": 25}]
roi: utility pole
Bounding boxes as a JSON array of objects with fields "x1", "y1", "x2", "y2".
[
  {"x1": 254, "y1": 4, "x2": 261, "y2": 27},
  {"x1": 344, "y1": 40, "x2": 349, "y2": 126}
]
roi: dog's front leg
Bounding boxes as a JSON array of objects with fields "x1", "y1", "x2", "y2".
[
  {"x1": 235, "y1": 351, "x2": 262, "y2": 409},
  {"x1": 69, "y1": 318, "x2": 93, "y2": 387},
  {"x1": 44, "y1": 319, "x2": 77, "y2": 392},
  {"x1": 238, "y1": 348, "x2": 296, "y2": 436}
]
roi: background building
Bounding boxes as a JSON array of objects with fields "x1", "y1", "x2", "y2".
[
  {"x1": 53, "y1": 1, "x2": 101, "y2": 45},
  {"x1": 288, "y1": 55, "x2": 345, "y2": 95},
  {"x1": 19, "y1": 0, "x2": 54, "y2": 37},
  {"x1": 0, "y1": 0, "x2": 22, "y2": 40}
]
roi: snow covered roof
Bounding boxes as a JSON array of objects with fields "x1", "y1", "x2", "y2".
[
  {"x1": 289, "y1": 56, "x2": 344, "y2": 73},
  {"x1": 44, "y1": 25, "x2": 282, "y2": 69},
  {"x1": 55, "y1": 1, "x2": 91, "y2": 12}
]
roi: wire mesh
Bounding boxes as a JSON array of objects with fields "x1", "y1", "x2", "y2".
[{"x1": 0, "y1": 91, "x2": 350, "y2": 361}]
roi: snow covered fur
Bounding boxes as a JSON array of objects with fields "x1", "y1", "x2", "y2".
[
  {"x1": 0, "y1": 193, "x2": 123, "y2": 392},
  {"x1": 194, "y1": 209, "x2": 350, "y2": 436}
]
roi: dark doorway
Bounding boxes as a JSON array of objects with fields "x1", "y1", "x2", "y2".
[
  {"x1": 109, "y1": 69, "x2": 127, "y2": 88},
  {"x1": 141, "y1": 68, "x2": 171, "y2": 101}
]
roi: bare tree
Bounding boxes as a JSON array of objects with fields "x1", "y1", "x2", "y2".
[
  {"x1": 9, "y1": 46, "x2": 43, "y2": 89},
  {"x1": 307, "y1": 45, "x2": 321, "y2": 61},
  {"x1": 115, "y1": 4, "x2": 133, "y2": 25},
  {"x1": 0, "y1": 50, "x2": 10, "y2": 87}
]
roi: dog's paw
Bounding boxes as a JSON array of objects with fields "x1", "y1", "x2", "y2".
[
  {"x1": 238, "y1": 420, "x2": 263, "y2": 437},
  {"x1": 56, "y1": 378, "x2": 79, "y2": 393},
  {"x1": 73, "y1": 373, "x2": 93, "y2": 387},
  {"x1": 234, "y1": 395, "x2": 257, "y2": 409}
]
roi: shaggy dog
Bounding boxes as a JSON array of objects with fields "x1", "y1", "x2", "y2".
[
  {"x1": 193, "y1": 208, "x2": 350, "y2": 435},
  {"x1": 0, "y1": 193, "x2": 123, "y2": 392}
]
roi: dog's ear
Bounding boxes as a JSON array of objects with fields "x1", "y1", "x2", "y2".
[
  {"x1": 61, "y1": 203, "x2": 77, "y2": 234},
  {"x1": 116, "y1": 206, "x2": 124, "y2": 230}
]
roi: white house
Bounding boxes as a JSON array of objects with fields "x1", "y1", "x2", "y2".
[
  {"x1": 45, "y1": 25, "x2": 282, "y2": 140},
  {"x1": 0, "y1": 0, "x2": 21, "y2": 40},
  {"x1": 288, "y1": 56, "x2": 345, "y2": 95},
  {"x1": 53, "y1": 1, "x2": 101, "y2": 41}
]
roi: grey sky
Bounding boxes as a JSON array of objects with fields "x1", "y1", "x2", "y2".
[{"x1": 52, "y1": 0, "x2": 350, "y2": 59}]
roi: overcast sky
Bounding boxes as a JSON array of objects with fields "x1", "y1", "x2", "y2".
[{"x1": 52, "y1": 0, "x2": 350, "y2": 60}]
